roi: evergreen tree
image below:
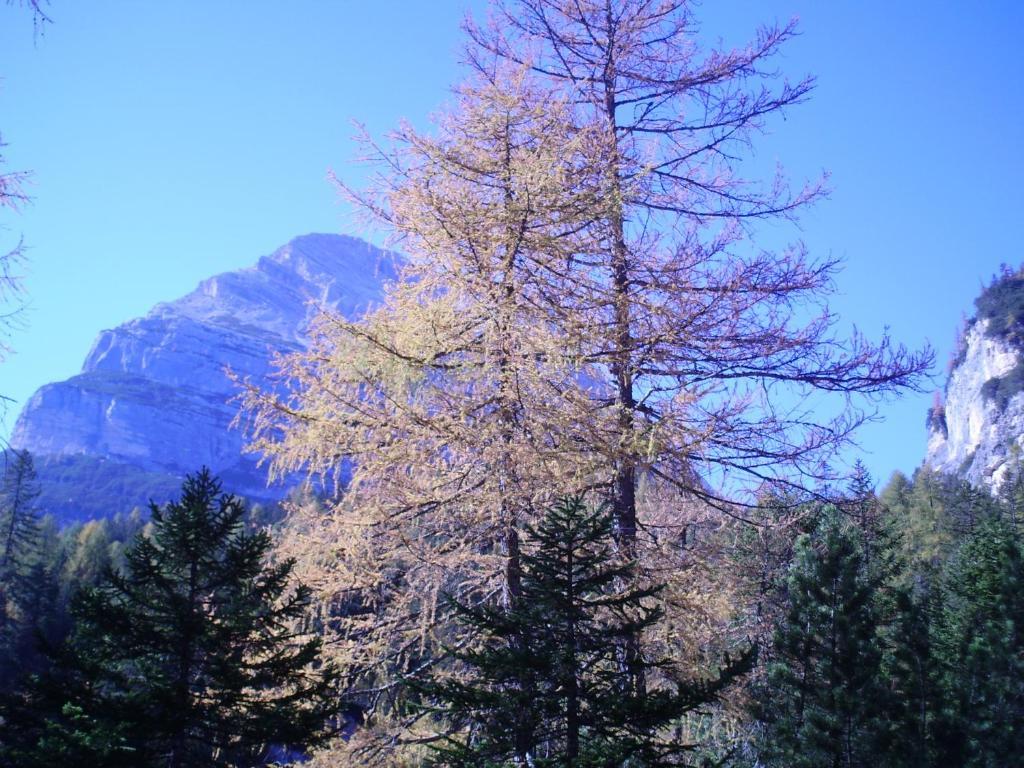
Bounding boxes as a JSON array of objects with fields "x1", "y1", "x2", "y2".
[
  {"x1": 930, "y1": 515, "x2": 1024, "y2": 767},
  {"x1": 880, "y1": 469, "x2": 958, "y2": 576},
  {"x1": 846, "y1": 466, "x2": 934, "y2": 767},
  {"x1": 879, "y1": 579, "x2": 935, "y2": 768},
  {"x1": 0, "y1": 449, "x2": 44, "y2": 686},
  {"x1": 421, "y1": 496, "x2": 750, "y2": 767},
  {"x1": 16, "y1": 468, "x2": 339, "y2": 768},
  {"x1": 0, "y1": 450, "x2": 41, "y2": 593},
  {"x1": 758, "y1": 509, "x2": 893, "y2": 768},
  {"x1": 942, "y1": 477, "x2": 1000, "y2": 535}
]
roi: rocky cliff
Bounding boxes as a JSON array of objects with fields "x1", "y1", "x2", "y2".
[
  {"x1": 926, "y1": 271, "x2": 1024, "y2": 490},
  {"x1": 11, "y1": 233, "x2": 398, "y2": 522}
]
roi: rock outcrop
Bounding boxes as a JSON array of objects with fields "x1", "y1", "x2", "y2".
[
  {"x1": 926, "y1": 318, "x2": 1024, "y2": 491},
  {"x1": 11, "y1": 233, "x2": 398, "y2": 522}
]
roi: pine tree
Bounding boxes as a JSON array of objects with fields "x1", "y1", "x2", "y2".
[
  {"x1": 758, "y1": 509, "x2": 893, "y2": 768},
  {"x1": 930, "y1": 515, "x2": 1024, "y2": 767},
  {"x1": 879, "y1": 578, "x2": 935, "y2": 768},
  {"x1": 0, "y1": 449, "x2": 44, "y2": 687},
  {"x1": 421, "y1": 496, "x2": 750, "y2": 767},
  {"x1": 0, "y1": 450, "x2": 41, "y2": 590},
  {"x1": 20, "y1": 468, "x2": 340, "y2": 768}
]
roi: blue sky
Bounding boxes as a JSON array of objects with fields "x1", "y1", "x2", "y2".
[{"x1": 1, "y1": 1, "x2": 1022, "y2": 486}]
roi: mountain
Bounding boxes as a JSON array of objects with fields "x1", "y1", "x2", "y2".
[
  {"x1": 925, "y1": 268, "x2": 1024, "y2": 490},
  {"x1": 10, "y1": 233, "x2": 399, "y2": 523}
]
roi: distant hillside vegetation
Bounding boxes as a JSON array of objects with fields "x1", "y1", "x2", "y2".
[
  {"x1": 974, "y1": 264, "x2": 1024, "y2": 344},
  {"x1": 946, "y1": 264, "x2": 1024, "y2": 412},
  {"x1": 974, "y1": 266, "x2": 1024, "y2": 410}
]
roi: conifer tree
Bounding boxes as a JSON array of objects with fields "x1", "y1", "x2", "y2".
[
  {"x1": 886, "y1": 472, "x2": 1002, "y2": 577},
  {"x1": 942, "y1": 477, "x2": 999, "y2": 535},
  {"x1": 19, "y1": 468, "x2": 339, "y2": 768},
  {"x1": 0, "y1": 450, "x2": 41, "y2": 588},
  {"x1": 421, "y1": 496, "x2": 750, "y2": 767},
  {"x1": 879, "y1": 578, "x2": 934, "y2": 768},
  {"x1": 465, "y1": 0, "x2": 930, "y2": 546},
  {"x1": 930, "y1": 515, "x2": 1024, "y2": 766},
  {"x1": 997, "y1": 455, "x2": 1024, "y2": 527},
  {"x1": 845, "y1": 461, "x2": 879, "y2": 530},
  {"x1": 758, "y1": 509, "x2": 892, "y2": 768},
  {"x1": 242, "y1": 1, "x2": 929, "y2": 759},
  {"x1": 60, "y1": 519, "x2": 116, "y2": 588},
  {"x1": 868, "y1": 478, "x2": 937, "y2": 768},
  {"x1": 0, "y1": 449, "x2": 44, "y2": 686},
  {"x1": 242, "y1": 66, "x2": 604, "y2": 708}
]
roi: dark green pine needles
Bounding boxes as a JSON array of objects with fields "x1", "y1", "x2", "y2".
[
  {"x1": 19, "y1": 468, "x2": 339, "y2": 768},
  {"x1": 930, "y1": 515, "x2": 1024, "y2": 766},
  {"x1": 761, "y1": 510, "x2": 889, "y2": 768},
  {"x1": 419, "y1": 495, "x2": 751, "y2": 767},
  {"x1": 0, "y1": 449, "x2": 50, "y2": 689}
]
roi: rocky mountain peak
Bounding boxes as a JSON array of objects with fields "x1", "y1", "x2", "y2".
[
  {"x1": 925, "y1": 267, "x2": 1024, "y2": 489},
  {"x1": 10, "y1": 233, "x2": 397, "y2": 522}
]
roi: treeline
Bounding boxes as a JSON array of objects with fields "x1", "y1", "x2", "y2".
[{"x1": 4, "y1": 456, "x2": 1022, "y2": 766}]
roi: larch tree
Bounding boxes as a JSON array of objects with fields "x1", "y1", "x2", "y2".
[
  {"x1": 243, "y1": 67, "x2": 608, "y2": 754},
  {"x1": 4, "y1": 0, "x2": 50, "y2": 28},
  {"x1": 242, "y1": 1, "x2": 930, "y2": 761},
  {"x1": 471, "y1": 1, "x2": 927, "y2": 721},
  {"x1": 0, "y1": 126, "x2": 30, "y2": 410},
  {"x1": 464, "y1": 0, "x2": 930, "y2": 538}
]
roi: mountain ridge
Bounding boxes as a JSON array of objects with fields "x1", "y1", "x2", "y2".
[{"x1": 11, "y1": 233, "x2": 398, "y2": 522}]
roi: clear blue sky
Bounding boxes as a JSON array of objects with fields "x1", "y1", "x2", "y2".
[{"x1": 1, "y1": 1, "x2": 1022, "y2": 487}]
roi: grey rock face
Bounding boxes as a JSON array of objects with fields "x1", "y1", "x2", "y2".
[
  {"x1": 11, "y1": 233, "x2": 397, "y2": 521},
  {"x1": 925, "y1": 319, "x2": 1024, "y2": 490}
]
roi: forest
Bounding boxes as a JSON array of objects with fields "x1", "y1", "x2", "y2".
[
  {"x1": 2, "y1": 1, "x2": 1021, "y2": 767},
  {"x1": 6, "y1": 442, "x2": 1024, "y2": 766}
]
